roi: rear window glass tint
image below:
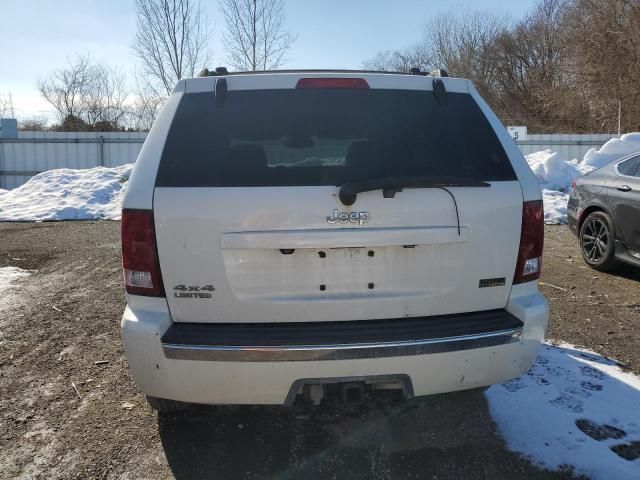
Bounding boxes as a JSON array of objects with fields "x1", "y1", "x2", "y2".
[{"x1": 156, "y1": 88, "x2": 516, "y2": 187}]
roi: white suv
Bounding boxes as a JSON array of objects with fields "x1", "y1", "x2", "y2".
[{"x1": 120, "y1": 69, "x2": 548, "y2": 411}]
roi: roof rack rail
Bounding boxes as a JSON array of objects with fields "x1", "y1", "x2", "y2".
[
  {"x1": 194, "y1": 68, "x2": 452, "y2": 78},
  {"x1": 197, "y1": 67, "x2": 229, "y2": 77}
]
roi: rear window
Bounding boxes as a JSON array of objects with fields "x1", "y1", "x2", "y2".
[
  {"x1": 618, "y1": 156, "x2": 640, "y2": 176},
  {"x1": 156, "y1": 88, "x2": 515, "y2": 187}
]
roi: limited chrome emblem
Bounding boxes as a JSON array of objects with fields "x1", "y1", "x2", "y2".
[{"x1": 326, "y1": 209, "x2": 370, "y2": 226}]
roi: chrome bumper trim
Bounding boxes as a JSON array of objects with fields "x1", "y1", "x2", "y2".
[{"x1": 162, "y1": 328, "x2": 522, "y2": 362}]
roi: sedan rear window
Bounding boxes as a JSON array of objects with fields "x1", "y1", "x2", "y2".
[
  {"x1": 618, "y1": 156, "x2": 640, "y2": 176},
  {"x1": 156, "y1": 88, "x2": 515, "y2": 187}
]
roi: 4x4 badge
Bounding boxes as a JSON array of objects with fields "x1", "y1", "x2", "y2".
[
  {"x1": 327, "y1": 209, "x2": 370, "y2": 226},
  {"x1": 173, "y1": 284, "x2": 215, "y2": 299}
]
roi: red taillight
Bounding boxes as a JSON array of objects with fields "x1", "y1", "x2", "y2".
[
  {"x1": 514, "y1": 200, "x2": 544, "y2": 284},
  {"x1": 121, "y1": 209, "x2": 164, "y2": 297},
  {"x1": 295, "y1": 77, "x2": 369, "y2": 89}
]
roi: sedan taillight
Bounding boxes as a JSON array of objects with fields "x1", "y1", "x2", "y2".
[
  {"x1": 121, "y1": 209, "x2": 164, "y2": 297},
  {"x1": 514, "y1": 200, "x2": 544, "y2": 284}
]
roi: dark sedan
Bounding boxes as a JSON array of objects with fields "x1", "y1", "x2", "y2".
[{"x1": 568, "y1": 152, "x2": 640, "y2": 271}]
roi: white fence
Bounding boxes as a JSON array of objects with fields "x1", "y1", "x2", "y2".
[
  {"x1": 0, "y1": 131, "x2": 620, "y2": 189},
  {"x1": 0, "y1": 132, "x2": 146, "y2": 189},
  {"x1": 517, "y1": 134, "x2": 617, "y2": 162}
]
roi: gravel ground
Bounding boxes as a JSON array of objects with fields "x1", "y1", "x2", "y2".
[{"x1": 0, "y1": 222, "x2": 638, "y2": 480}]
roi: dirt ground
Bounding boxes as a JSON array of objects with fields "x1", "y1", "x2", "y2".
[
  {"x1": 542, "y1": 227, "x2": 640, "y2": 373},
  {"x1": 0, "y1": 222, "x2": 638, "y2": 480}
]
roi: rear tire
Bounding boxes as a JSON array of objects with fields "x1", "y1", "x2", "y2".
[
  {"x1": 146, "y1": 396, "x2": 192, "y2": 413},
  {"x1": 579, "y1": 211, "x2": 617, "y2": 271}
]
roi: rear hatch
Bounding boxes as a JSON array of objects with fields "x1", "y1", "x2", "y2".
[{"x1": 153, "y1": 74, "x2": 523, "y2": 323}]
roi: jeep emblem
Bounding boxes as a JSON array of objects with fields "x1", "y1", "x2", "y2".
[{"x1": 326, "y1": 209, "x2": 370, "y2": 226}]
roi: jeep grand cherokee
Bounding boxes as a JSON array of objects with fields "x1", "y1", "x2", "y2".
[{"x1": 120, "y1": 69, "x2": 548, "y2": 411}]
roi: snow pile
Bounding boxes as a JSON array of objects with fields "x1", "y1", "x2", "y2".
[
  {"x1": 583, "y1": 133, "x2": 640, "y2": 169},
  {"x1": 525, "y1": 133, "x2": 640, "y2": 224},
  {"x1": 539, "y1": 188, "x2": 572, "y2": 224},
  {"x1": 0, "y1": 189, "x2": 8, "y2": 196},
  {"x1": 526, "y1": 149, "x2": 580, "y2": 191},
  {"x1": 487, "y1": 343, "x2": 640, "y2": 479},
  {"x1": 525, "y1": 150, "x2": 585, "y2": 224},
  {"x1": 0, "y1": 164, "x2": 132, "y2": 221}
]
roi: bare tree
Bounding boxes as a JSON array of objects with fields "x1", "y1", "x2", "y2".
[
  {"x1": 220, "y1": 0, "x2": 297, "y2": 71},
  {"x1": 129, "y1": 74, "x2": 165, "y2": 131},
  {"x1": 85, "y1": 65, "x2": 129, "y2": 129},
  {"x1": 362, "y1": 46, "x2": 433, "y2": 72},
  {"x1": 421, "y1": 10, "x2": 508, "y2": 101},
  {"x1": 491, "y1": 0, "x2": 582, "y2": 131},
  {"x1": 38, "y1": 55, "x2": 130, "y2": 131},
  {"x1": 19, "y1": 118, "x2": 48, "y2": 131},
  {"x1": 361, "y1": 0, "x2": 640, "y2": 133},
  {"x1": 38, "y1": 55, "x2": 98, "y2": 129},
  {"x1": 564, "y1": 0, "x2": 640, "y2": 132},
  {"x1": 363, "y1": 11, "x2": 506, "y2": 94},
  {"x1": 132, "y1": 0, "x2": 212, "y2": 95},
  {"x1": 0, "y1": 93, "x2": 16, "y2": 117}
]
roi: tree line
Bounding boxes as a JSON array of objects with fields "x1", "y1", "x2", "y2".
[
  {"x1": 14, "y1": 0, "x2": 640, "y2": 133},
  {"x1": 364, "y1": 0, "x2": 640, "y2": 134}
]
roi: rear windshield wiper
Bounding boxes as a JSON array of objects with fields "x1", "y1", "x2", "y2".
[
  {"x1": 339, "y1": 176, "x2": 490, "y2": 206},
  {"x1": 338, "y1": 176, "x2": 491, "y2": 235}
]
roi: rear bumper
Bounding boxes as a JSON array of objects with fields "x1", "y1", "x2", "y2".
[
  {"x1": 161, "y1": 310, "x2": 523, "y2": 362},
  {"x1": 121, "y1": 283, "x2": 548, "y2": 405}
]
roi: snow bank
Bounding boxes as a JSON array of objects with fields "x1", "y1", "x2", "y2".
[
  {"x1": 0, "y1": 188, "x2": 8, "y2": 196},
  {"x1": 583, "y1": 133, "x2": 640, "y2": 169},
  {"x1": 526, "y1": 149, "x2": 580, "y2": 191},
  {"x1": 540, "y1": 188, "x2": 571, "y2": 224},
  {"x1": 525, "y1": 150, "x2": 584, "y2": 224},
  {"x1": 0, "y1": 164, "x2": 132, "y2": 221},
  {"x1": 525, "y1": 133, "x2": 640, "y2": 224},
  {"x1": 487, "y1": 343, "x2": 640, "y2": 479}
]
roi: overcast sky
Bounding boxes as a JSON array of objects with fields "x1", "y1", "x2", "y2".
[{"x1": 1, "y1": 0, "x2": 536, "y2": 120}]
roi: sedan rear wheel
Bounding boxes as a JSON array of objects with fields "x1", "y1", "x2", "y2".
[{"x1": 579, "y1": 211, "x2": 617, "y2": 271}]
